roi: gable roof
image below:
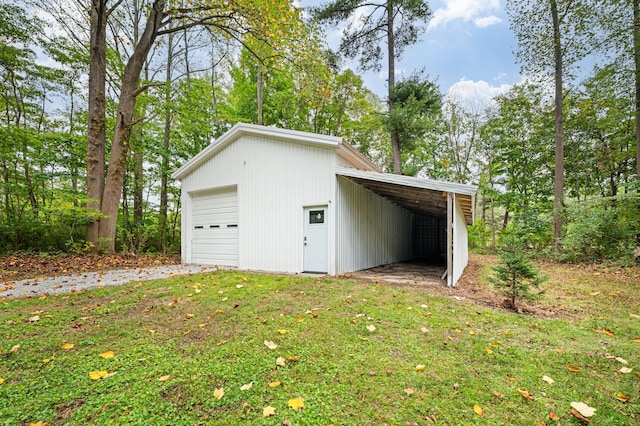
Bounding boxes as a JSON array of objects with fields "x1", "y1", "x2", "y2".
[
  {"x1": 336, "y1": 167, "x2": 477, "y2": 225},
  {"x1": 172, "y1": 122, "x2": 380, "y2": 180}
]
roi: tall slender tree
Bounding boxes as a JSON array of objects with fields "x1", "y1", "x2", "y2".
[
  {"x1": 507, "y1": 0, "x2": 605, "y2": 247},
  {"x1": 312, "y1": 0, "x2": 432, "y2": 174}
]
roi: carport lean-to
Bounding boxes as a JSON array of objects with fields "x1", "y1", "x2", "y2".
[{"x1": 335, "y1": 167, "x2": 476, "y2": 287}]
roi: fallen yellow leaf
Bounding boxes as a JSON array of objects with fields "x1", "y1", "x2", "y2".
[
  {"x1": 404, "y1": 388, "x2": 414, "y2": 395},
  {"x1": 158, "y1": 375, "x2": 171, "y2": 382},
  {"x1": 278, "y1": 329, "x2": 287, "y2": 334},
  {"x1": 89, "y1": 370, "x2": 108, "y2": 380},
  {"x1": 632, "y1": 338, "x2": 640, "y2": 343},
  {"x1": 42, "y1": 358, "x2": 53, "y2": 363},
  {"x1": 213, "y1": 387, "x2": 224, "y2": 400},
  {"x1": 473, "y1": 404, "x2": 484, "y2": 416},
  {"x1": 517, "y1": 388, "x2": 534, "y2": 401},
  {"x1": 99, "y1": 350, "x2": 115, "y2": 359},
  {"x1": 9, "y1": 344, "x2": 20, "y2": 353},
  {"x1": 603, "y1": 329, "x2": 615, "y2": 336},
  {"x1": 263, "y1": 406, "x2": 276, "y2": 417},
  {"x1": 29, "y1": 422, "x2": 45, "y2": 426},
  {"x1": 485, "y1": 348, "x2": 493, "y2": 355},
  {"x1": 567, "y1": 365, "x2": 581, "y2": 372},
  {"x1": 276, "y1": 357, "x2": 286, "y2": 367},
  {"x1": 268, "y1": 381, "x2": 281, "y2": 387},
  {"x1": 288, "y1": 397, "x2": 304, "y2": 411},
  {"x1": 240, "y1": 382, "x2": 253, "y2": 391},
  {"x1": 0, "y1": 377, "x2": 4, "y2": 384},
  {"x1": 415, "y1": 364, "x2": 425, "y2": 371},
  {"x1": 264, "y1": 340, "x2": 277, "y2": 350},
  {"x1": 616, "y1": 393, "x2": 631, "y2": 403},
  {"x1": 61, "y1": 343, "x2": 74, "y2": 350},
  {"x1": 28, "y1": 315, "x2": 40, "y2": 323}
]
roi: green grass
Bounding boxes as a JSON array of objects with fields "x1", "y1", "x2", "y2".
[{"x1": 1, "y1": 261, "x2": 639, "y2": 425}]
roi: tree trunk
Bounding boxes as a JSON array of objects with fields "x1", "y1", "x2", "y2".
[
  {"x1": 132, "y1": 0, "x2": 144, "y2": 227},
  {"x1": 159, "y1": 29, "x2": 174, "y2": 254},
  {"x1": 634, "y1": 0, "x2": 640, "y2": 181},
  {"x1": 98, "y1": 0, "x2": 165, "y2": 253},
  {"x1": 550, "y1": 0, "x2": 565, "y2": 248},
  {"x1": 132, "y1": 137, "x2": 144, "y2": 224},
  {"x1": 257, "y1": 65, "x2": 263, "y2": 125},
  {"x1": 86, "y1": 0, "x2": 109, "y2": 248},
  {"x1": 386, "y1": 2, "x2": 402, "y2": 174}
]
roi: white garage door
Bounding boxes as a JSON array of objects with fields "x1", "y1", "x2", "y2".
[{"x1": 191, "y1": 187, "x2": 238, "y2": 266}]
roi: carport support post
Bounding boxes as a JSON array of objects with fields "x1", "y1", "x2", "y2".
[{"x1": 446, "y1": 192, "x2": 453, "y2": 287}]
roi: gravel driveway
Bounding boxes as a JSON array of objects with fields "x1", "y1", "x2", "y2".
[{"x1": 1, "y1": 264, "x2": 220, "y2": 299}]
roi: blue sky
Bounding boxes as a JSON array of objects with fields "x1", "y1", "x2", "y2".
[{"x1": 301, "y1": 0, "x2": 521, "y2": 106}]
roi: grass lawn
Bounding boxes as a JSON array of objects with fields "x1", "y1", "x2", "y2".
[{"x1": 1, "y1": 255, "x2": 639, "y2": 425}]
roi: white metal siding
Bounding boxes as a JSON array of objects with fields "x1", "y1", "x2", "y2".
[
  {"x1": 335, "y1": 176, "x2": 412, "y2": 273},
  {"x1": 451, "y1": 195, "x2": 469, "y2": 286},
  {"x1": 191, "y1": 187, "x2": 238, "y2": 266},
  {"x1": 181, "y1": 135, "x2": 336, "y2": 274}
]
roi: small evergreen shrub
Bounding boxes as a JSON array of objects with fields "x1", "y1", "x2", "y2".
[{"x1": 490, "y1": 228, "x2": 546, "y2": 311}]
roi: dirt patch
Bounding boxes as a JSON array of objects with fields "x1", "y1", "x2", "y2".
[
  {"x1": 0, "y1": 253, "x2": 180, "y2": 282},
  {"x1": 340, "y1": 256, "x2": 562, "y2": 319},
  {"x1": 57, "y1": 397, "x2": 85, "y2": 420}
]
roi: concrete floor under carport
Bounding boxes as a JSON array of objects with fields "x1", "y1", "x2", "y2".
[{"x1": 339, "y1": 261, "x2": 447, "y2": 286}]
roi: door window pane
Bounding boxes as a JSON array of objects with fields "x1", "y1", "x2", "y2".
[{"x1": 309, "y1": 210, "x2": 324, "y2": 224}]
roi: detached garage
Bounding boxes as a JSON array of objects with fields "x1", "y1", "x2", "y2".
[{"x1": 172, "y1": 123, "x2": 477, "y2": 287}]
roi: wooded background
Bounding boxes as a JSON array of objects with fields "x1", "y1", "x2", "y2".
[{"x1": 0, "y1": 0, "x2": 638, "y2": 264}]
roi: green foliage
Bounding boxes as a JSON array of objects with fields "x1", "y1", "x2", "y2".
[
  {"x1": 565, "y1": 65, "x2": 635, "y2": 198},
  {"x1": 562, "y1": 191, "x2": 640, "y2": 265},
  {"x1": 489, "y1": 227, "x2": 546, "y2": 311},
  {"x1": 468, "y1": 219, "x2": 494, "y2": 253},
  {"x1": 382, "y1": 74, "x2": 442, "y2": 175}
]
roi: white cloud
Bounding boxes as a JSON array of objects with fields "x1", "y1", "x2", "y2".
[
  {"x1": 445, "y1": 78, "x2": 512, "y2": 113},
  {"x1": 474, "y1": 16, "x2": 502, "y2": 28},
  {"x1": 429, "y1": 0, "x2": 501, "y2": 30}
]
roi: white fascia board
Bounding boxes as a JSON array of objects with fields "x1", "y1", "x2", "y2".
[
  {"x1": 336, "y1": 142, "x2": 382, "y2": 172},
  {"x1": 172, "y1": 123, "x2": 342, "y2": 180},
  {"x1": 335, "y1": 167, "x2": 478, "y2": 196}
]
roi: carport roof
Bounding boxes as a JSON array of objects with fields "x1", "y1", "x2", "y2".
[{"x1": 336, "y1": 167, "x2": 477, "y2": 225}]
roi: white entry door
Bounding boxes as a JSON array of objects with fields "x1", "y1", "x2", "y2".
[{"x1": 303, "y1": 206, "x2": 328, "y2": 273}]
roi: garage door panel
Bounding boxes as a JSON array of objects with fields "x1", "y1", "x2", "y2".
[{"x1": 191, "y1": 188, "x2": 238, "y2": 266}]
